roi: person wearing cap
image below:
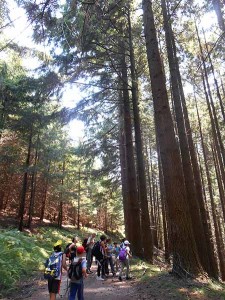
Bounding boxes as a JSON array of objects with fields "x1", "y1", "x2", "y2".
[
  {"x1": 118, "y1": 240, "x2": 132, "y2": 281},
  {"x1": 69, "y1": 245, "x2": 87, "y2": 300},
  {"x1": 48, "y1": 240, "x2": 67, "y2": 300}
]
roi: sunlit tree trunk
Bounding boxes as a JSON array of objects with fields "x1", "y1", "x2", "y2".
[
  {"x1": 142, "y1": 0, "x2": 202, "y2": 275},
  {"x1": 119, "y1": 94, "x2": 130, "y2": 238},
  {"x1": 162, "y1": 0, "x2": 216, "y2": 276},
  {"x1": 128, "y1": 6, "x2": 153, "y2": 262},
  {"x1": 120, "y1": 40, "x2": 142, "y2": 257}
]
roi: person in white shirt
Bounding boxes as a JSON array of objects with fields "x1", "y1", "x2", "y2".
[{"x1": 118, "y1": 240, "x2": 132, "y2": 281}]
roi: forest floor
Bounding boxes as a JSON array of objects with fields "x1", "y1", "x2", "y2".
[
  {"x1": 2, "y1": 263, "x2": 225, "y2": 300},
  {"x1": 1, "y1": 215, "x2": 225, "y2": 300}
]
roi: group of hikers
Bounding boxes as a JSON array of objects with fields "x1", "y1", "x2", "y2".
[{"x1": 44, "y1": 233, "x2": 132, "y2": 300}]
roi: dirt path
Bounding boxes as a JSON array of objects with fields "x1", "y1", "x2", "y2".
[{"x1": 7, "y1": 265, "x2": 140, "y2": 300}]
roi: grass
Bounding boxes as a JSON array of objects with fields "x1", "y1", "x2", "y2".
[{"x1": 130, "y1": 258, "x2": 225, "y2": 299}]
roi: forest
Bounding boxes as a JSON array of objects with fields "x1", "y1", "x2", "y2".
[{"x1": 1, "y1": 0, "x2": 225, "y2": 295}]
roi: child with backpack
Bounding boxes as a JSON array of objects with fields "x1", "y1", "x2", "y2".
[
  {"x1": 68, "y1": 245, "x2": 87, "y2": 300},
  {"x1": 118, "y1": 240, "x2": 132, "y2": 281},
  {"x1": 44, "y1": 240, "x2": 67, "y2": 300}
]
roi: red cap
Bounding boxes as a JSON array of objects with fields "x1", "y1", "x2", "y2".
[{"x1": 77, "y1": 246, "x2": 85, "y2": 254}]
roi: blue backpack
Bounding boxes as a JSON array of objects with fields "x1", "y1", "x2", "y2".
[
  {"x1": 44, "y1": 252, "x2": 63, "y2": 279},
  {"x1": 118, "y1": 247, "x2": 127, "y2": 261}
]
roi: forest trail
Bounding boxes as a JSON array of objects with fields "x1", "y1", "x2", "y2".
[
  {"x1": 3, "y1": 265, "x2": 142, "y2": 300},
  {"x1": 2, "y1": 262, "x2": 225, "y2": 300}
]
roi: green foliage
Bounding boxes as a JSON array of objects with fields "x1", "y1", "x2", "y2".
[{"x1": 0, "y1": 227, "x2": 70, "y2": 296}]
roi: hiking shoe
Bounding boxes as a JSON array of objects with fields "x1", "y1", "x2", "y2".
[
  {"x1": 119, "y1": 276, "x2": 122, "y2": 281},
  {"x1": 126, "y1": 276, "x2": 132, "y2": 280},
  {"x1": 96, "y1": 276, "x2": 105, "y2": 281}
]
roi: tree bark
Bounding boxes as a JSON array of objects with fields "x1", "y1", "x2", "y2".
[
  {"x1": 28, "y1": 139, "x2": 39, "y2": 229},
  {"x1": 120, "y1": 40, "x2": 142, "y2": 257},
  {"x1": 119, "y1": 92, "x2": 130, "y2": 238},
  {"x1": 18, "y1": 129, "x2": 33, "y2": 231},
  {"x1": 128, "y1": 7, "x2": 153, "y2": 262},
  {"x1": 142, "y1": 0, "x2": 202, "y2": 276},
  {"x1": 40, "y1": 162, "x2": 50, "y2": 221},
  {"x1": 212, "y1": 0, "x2": 225, "y2": 32}
]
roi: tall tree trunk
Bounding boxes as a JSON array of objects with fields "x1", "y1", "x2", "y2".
[
  {"x1": 128, "y1": 7, "x2": 153, "y2": 262},
  {"x1": 105, "y1": 196, "x2": 108, "y2": 233},
  {"x1": 120, "y1": 40, "x2": 142, "y2": 257},
  {"x1": 119, "y1": 94, "x2": 130, "y2": 238},
  {"x1": 77, "y1": 167, "x2": 81, "y2": 230},
  {"x1": 142, "y1": 0, "x2": 202, "y2": 276},
  {"x1": 208, "y1": 144, "x2": 225, "y2": 280},
  {"x1": 28, "y1": 139, "x2": 39, "y2": 229},
  {"x1": 18, "y1": 129, "x2": 32, "y2": 231},
  {"x1": 195, "y1": 96, "x2": 222, "y2": 277},
  {"x1": 145, "y1": 143, "x2": 156, "y2": 245},
  {"x1": 162, "y1": 0, "x2": 212, "y2": 275},
  {"x1": 196, "y1": 25, "x2": 225, "y2": 190},
  {"x1": 149, "y1": 146, "x2": 158, "y2": 247},
  {"x1": 212, "y1": 0, "x2": 225, "y2": 32},
  {"x1": 203, "y1": 32, "x2": 225, "y2": 124},
  {"x1": 196, "y1": 25, "x2": 225, "y2": 167},
  {"x1": 40, "y1": 162, "x2": 50, "y2": 221},
  {"x1": 213, "y1": 142, "x2": 225, "y2": 223},
  {"x1": 58, "y1": 161, "x2": 65, "y2": 229}
]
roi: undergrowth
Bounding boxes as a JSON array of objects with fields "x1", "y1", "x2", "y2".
[
  {"x1": 0, "y1": 226, "x2": 95, "y2": 298},
  {"x1": 131, "y1": 259, "x2": 225, "y2": 299}
]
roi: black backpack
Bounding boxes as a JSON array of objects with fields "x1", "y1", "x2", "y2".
[
  {"x1": 92, "y1": 241, "x2": 101, "y2": 257},
  {"x1": 68, "y1": 259, "x2": 83, "y2": 281}
]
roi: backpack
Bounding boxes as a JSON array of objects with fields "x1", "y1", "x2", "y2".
[
  {"x1": 44, "y1": 252, "x2": 63, "y2": 279},
  {"x1": 68, "y1": 259, "x2": 83, "y2": 281},
  {"x1": 92, "y1": 241, "x2": 101, "y2": 257},
  {"x1": 118, "y1": 247, "x2": 127, "y2": 261}
]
